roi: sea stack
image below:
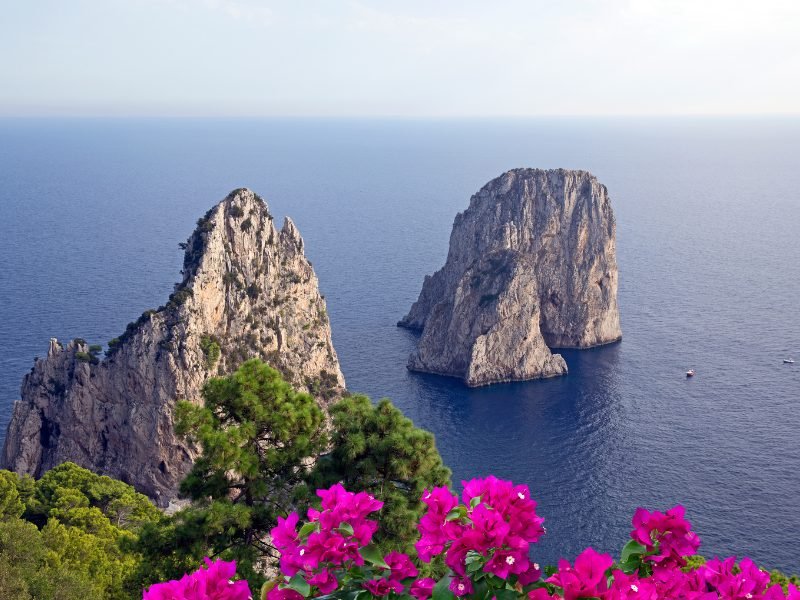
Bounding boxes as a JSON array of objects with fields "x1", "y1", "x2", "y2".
[
  {"x1": 398, "y1": 168, "x2": 621, "y2": 386},
  {"x1": 1, "y1": 189, "x2": 344, "y2": 504}
]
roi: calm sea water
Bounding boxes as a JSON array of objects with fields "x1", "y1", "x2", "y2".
[{"x1": 1, "y1": 118, "x2": 798, "y2": 572}]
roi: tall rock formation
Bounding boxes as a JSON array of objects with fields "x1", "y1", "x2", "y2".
[
  {"x1": 2, "y1": 189, "x2": 344, "y2": 504},
  {"x1": 398, "y1": 168, "x2": 621, "y2": 386}
]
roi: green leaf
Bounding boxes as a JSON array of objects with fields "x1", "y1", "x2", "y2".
[
  {"x1": 470, "y1": 495, "x2": 482, "y2": 509},
  {"x1": 288, "y1": 573, "x2": 311, "y2": 597},
  {"x1": 467, "y1": 560, "x2": 484, "y2": 574},
  {"x1": 465, "y1": 550, "x2": 483, "y2": 565},
  {"x1": 472, "y1": 578, "x2": 489, "y2": 600},
  {"x1": 432, "y1": 575, "x2": 454, "y2": 600},
  {"x1": 298, "y1": 521, "x2": 318, "y2": 538},
  {"x1": 445, "y1": 506, "x2": 467, "y2": 522},
  {"x1": 493, "y1": 590, "x2": 518, "y2": 600},
  {"x1": 337, "y1": 521, "x2": 355, "y2": 536},
  {"x1": 620, "y1": 539, "x2": 648, "y2": 563},
  {"x1": 360, "y1": 544, "x2": 390, "y2": 569}
]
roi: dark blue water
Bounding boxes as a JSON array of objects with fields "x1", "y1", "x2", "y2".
[{"x1": 1, "y1": 118, "x2": 799, "y2": 572}]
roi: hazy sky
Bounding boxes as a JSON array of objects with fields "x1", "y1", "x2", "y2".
[{"x1": 1, "y1": 0, "x2": 798, "y2": 117}]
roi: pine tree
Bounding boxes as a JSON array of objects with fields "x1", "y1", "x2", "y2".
[
  {"x1": 309, "y1": 395, "x2": 451, "y2": 555},
  {"x1": 138, "y1": 358, "x2": 328, "y2": 590}
]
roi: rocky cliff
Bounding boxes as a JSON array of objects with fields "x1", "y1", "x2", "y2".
[
  {"x1": 398, "y1": 168, "x2": 621, "y2": 386},
  {"x1": 1, "y1": 189, "x2": 344, "y2": 504}
]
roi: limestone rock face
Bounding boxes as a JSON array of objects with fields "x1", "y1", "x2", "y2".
[
  {"x1": 1, "y1": 189, "x2": 344, "y2": 504},
  {"x1": 399, "y1": 169, "x2": 621, "y2": 386}
]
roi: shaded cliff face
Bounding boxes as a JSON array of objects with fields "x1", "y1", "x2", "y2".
[
  {"x1": 399, "y1": 168, "x2": 621, "y2": 386},
  {"x1": 1, "y1": 189, "x2": 344, "y2": 504}
]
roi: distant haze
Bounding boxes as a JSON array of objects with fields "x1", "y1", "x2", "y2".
[{"x1": 1, "y1": 0, "x2": 799, "y2": 117}]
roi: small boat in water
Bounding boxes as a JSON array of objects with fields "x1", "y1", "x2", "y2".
[
  {"x1": 686, "y1": 369, "x2": 695, "y2": 377},
  {"x1": 784, "y1": 358, "x2": 795, "y2": 364}
]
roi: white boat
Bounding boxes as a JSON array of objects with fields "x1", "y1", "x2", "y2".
[
  {"x1": 686, "y1": 369, "x2": 695, "y2": 377},
  {"x1": 784, "y1": 358, "x2": 795, "y2": 364}
]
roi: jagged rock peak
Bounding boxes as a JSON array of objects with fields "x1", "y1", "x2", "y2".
[
  {"x1": 399, "y1": 168, "x2": 621, "y2": 387},
  {"x1": 2, "y1": 188, "x2": 344, "y2": 504}
]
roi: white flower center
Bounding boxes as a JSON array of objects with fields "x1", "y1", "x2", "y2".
[
  {"x1": 534, "y1": 563, "x2": 540, "y2": 570},
  {"x1": 505, "y1": 556, "x2": 515, "y2": 565},
  {"x1": 299, "y1": 549, "x2": 305, "y2": 556},
  {"x1": 518, "y1": 492, "x2": 525, "y2": 499},
  {"x1": 746, "y1": 595, "x2": 752, "y2": 599},
  {"x1": 457, "y1": 584, "x2": 465, "y2": 592},
  {"x1": 631, "y1": 584, "x2": 638, "y2": 592}
]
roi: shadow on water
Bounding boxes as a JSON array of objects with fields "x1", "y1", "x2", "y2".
[{"x1": 392, "y1": 342, "x2": 626, "y2": 565}]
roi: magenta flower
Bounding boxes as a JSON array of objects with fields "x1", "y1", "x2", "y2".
[
  {"x1": 630, "y1": 505, "x2": 700, "y2": 567},
  {"x1": 272, "y1": 513, "x2": 300, "y2": 552},
  {"x1": 699, "y1": 556, "x2": 774, "y2": 599},
  {"x1": 409, "y1": 578, "x2": 436, "y2": 600},
  {"x1": 308, "y1": 569, "x2": 338, "y2": 594},
  {"x1": 608, "y1": 569, "x2": 658, "y2": 599},
  {"x1": 266, "y1": 588, "x2": 304, "y2": 600},
  {"x1": 363, "y1": 578, "x2": 403, "y2": 597},
  {"x1": 547, "y1": 547, "x2": 613, "y2": 600},
  {"x1": 485, "y1": 547, "x2": 530, "y2": 580},
  {"x1": 143, "y1": 558, "x2": 251, "y2": 600},
  {"x1": 384, "y1": 551, "x2": 418, "y2": 581},
  {"x1": 449, "y1": 576, "x2": 473, "y2": 597}
]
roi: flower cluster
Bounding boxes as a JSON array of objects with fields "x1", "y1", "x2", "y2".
[
  {"x1": 142, "y1": 558, "x2": 251, "y2": 600},
  {"x1": 534, "y1": 552, "x2": 800, "y2": 599},
  {"x1": 268, "y1": 483, "x2": 435, "y2": 600},
  {"x1": 416, "y1": 476, "x2": 545, "y2": 596},
  {"x1": 630, "y1": 505, "x2": 701, "y2": 568},
  {"x1": 146, "y1": 479, "x2": 800, "y2": 600}
]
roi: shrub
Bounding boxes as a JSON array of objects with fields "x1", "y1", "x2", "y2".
[{"x1": 199, "y1": 335, "x2": 221, "y2": 368}]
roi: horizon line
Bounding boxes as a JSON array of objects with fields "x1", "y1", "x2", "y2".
[{"x1": 1, "y1": 112, "x2": 799, "y2": 120}]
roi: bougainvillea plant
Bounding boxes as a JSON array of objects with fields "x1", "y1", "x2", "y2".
[{"x1": 146, "y1": 477, "x2": 800, "y2": 600}]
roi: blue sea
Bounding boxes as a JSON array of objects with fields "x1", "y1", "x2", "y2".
[{"x1": 1, "y1": 118, "x2": 799, "y2": 572}]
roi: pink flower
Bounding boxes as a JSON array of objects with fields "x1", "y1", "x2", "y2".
[
  {"x1": 449, "y1": 577, "x2": 473, "y2": 597},
  {"x1": 308, "y1": 569, "x2": 338, "y2": 594},
  {"x1": 547, "y1": 547, "x2": 613, "y2": 600},
  {"x1": 608, "y1": 570, "x2": 658, "y2": 599},
  {"x1": 271, "y1": 513, "x2": 300, "y2": 552},
  {"x1": 699, "y1": 556, "x2": 771, "y2": 599},
  {"x1": 267, "y1": 589, "x2": 304, "y2": 600},
  {"x1": 409, "y1": 578, "x2": 436, "y2": 600},
  {"x1": 630, "y1": 505, "x2": 700, "y2": 568},
  {"x1": 143, "y1": 558, "x2": 251, "y2": 600},
  {"x1": 528, "y1": 590, "x2": 555, "y2": 600},
  {"x1": 364, "y1": 578, "x2": 403, "y2": 597},
  {"x1": 517, "y1": 562, "x2": 543, "y2": 586},
  {"x1": 485, "y1": 548, "x2": 530, "y2": 580},
  {"x1": 384, "y1": 551, "x2": 418, "y2": 581}
]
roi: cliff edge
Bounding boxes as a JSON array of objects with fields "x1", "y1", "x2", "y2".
[
  {"x1": 398, "y1": 168, "x2": 621, "y2": 386},
  {"x1": 1, "y1": 188, "x2": 344, "y2": 504}
]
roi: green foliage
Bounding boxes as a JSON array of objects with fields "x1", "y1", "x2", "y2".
[
  {"x1": 309, "y1": 395, "x2": 451, "y2": 555},
  {"x1": 0, "y1": 470, "x2": 24, "y2": 520},
  {"x1": 0, "y1": 463, "x2": 160, "y2": 599},
  {"x1": 770, "y1": 568, "x2": 800, "y2": 593},
  {"x1": 74, "y1": 351, "x2": 98, "y2": 364},
  {"x1": 229, "y1": 205, "x2": 244, "y2": 218},
  {"x1": 167, "y1": 288, "x2": 193, "y2": 310},
  {"x1": 200, "y1": 334, "x2": 222, "y2": 368},
  {"x1": 136, "y1": 359, "x2": 328, "y2": 591},
  {"x1": 241, "y1": 217, "x2": 253, "y2": 231},
  {"x1": 25, "y1": 462, "x2": 161, "y2": 530}
]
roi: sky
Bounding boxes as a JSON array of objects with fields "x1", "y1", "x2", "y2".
[{"x1": 1, "y1": 0, "x2": 798, "y2": 117}]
